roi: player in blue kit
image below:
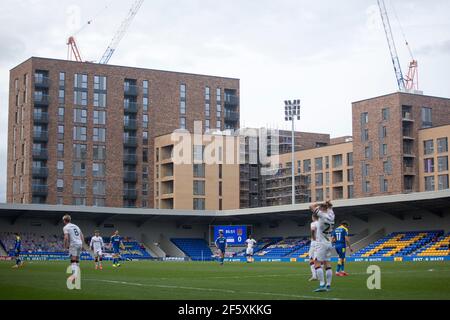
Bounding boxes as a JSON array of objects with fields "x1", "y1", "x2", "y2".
[
  {"x1": 215, "y1": 230, "x2": 227, "y2": 265},
  {"x1": 11, "y1": 233, "x2": 23, "y2": 268},
  {"x1": 110, "y1": 230, "x2": 125, "y2": 267},
  {"x1": 331, "y1": 221, "x2": 353, "y2": 276}
]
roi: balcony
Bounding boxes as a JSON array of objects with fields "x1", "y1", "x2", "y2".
[
  {"x1": 123, "y1": 154, "x2": 138, "y2": 164},
  {"x1": 123, "y1": 171, "x2": 138, "y2": 182},
  {"x1": 124, "y1": 101, "x2": 138, "y2": 113},
  {"x1": 32, "y1": 167, "x2": 49, "y2": 178},
  {"x1": 224, "y1": 111, "x2": 239, "y2": 122},
  {"x1": 403, "y1": 165, "x2": 416, "y2": 175},
  {"x1": 402, "y1": 129, "x2": 415, "y2": 140},
  {"x1": 32, "y1": 184, "x2": 48, "y2": 196},
  {"x1": 224, "y1": 94, "x2": 239, "y2": 106},
  {"x1": 123, "y1": 189, "x2": 138, "y2": 199},
  {"x1": 403, "y1": 148, "x2": 415, "y2": 157},
  {"x1": 123, "y1": 119, "x2": 138, "y2": 130},
  {"x1": 33, "y1": 130, "x2": 48, "y2": 142},
  {"x1": 124, "y1": 84, "x2": 138, "y2": 96},
  {"x1": 123, "y1": 136, "x2": 138, "y2": 147},
  {"x1": 34, "y1": 75, "x2": 50, "y2": 88},
  {"x1": 33, "y1": 112, "x2": 49, "y2": 124},
  {"x1": 34, "y1": 94, "x2": 50, "y2": 106},
  {"x1": 32, "y1": 148, "x2": 48, "y2": 160},
  {"x1": 402, "y1": 112, "x2": 414, "y2": 122}
]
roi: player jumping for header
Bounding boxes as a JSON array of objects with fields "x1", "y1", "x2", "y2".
[
  {"x1": 310, "y1": 200, "x2": 335, "y2": 292},
  {"x1": 215, "y1": 230, "x2": 227, "y2": 265},
  {"x1": 332, "y1": 221, "x2": 353, "y2": 276},
  {"x1": 90, "y1": 230, "x2": 105, "y2": 270}
]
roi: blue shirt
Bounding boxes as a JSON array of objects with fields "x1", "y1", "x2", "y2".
[
  {"x1": 14, "y1": 236, "x2": 21, "y2": 251},
  {"x1": 215, "y1": 236, "x2": 227, "y2": 249},
  {"x1": 332, "y1": 226, "x2": 348, "y2": 247},
  {"x1": 111, "y1": 235, "x2": 122, "y2": 249}
]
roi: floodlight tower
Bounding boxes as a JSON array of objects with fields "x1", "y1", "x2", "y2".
[{"x1": 284, "y1": 99, "x2": 301, "y2": 205}]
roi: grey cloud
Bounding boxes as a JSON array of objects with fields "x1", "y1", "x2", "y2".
[{"x1": 416, "y1": 40, "x2": 450, "y2": 56}]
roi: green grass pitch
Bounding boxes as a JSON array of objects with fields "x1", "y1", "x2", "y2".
[{"x1": 0, "y1": 260, "x2": 449, "y2": 300}]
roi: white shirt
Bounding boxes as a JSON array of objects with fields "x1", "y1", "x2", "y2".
[
  {"x1": 310, "y1": 221, "x2": 318, "y2": 243},
  {"x1": 90, "y1": 236, "x2": 104, "y2": 251},
  {"x1": 63, "y1": 223, "x2": 83, "y2": 247},
  {"x1": 246, "y1": 238, "x2": 257, "y2": 249},
  {"x1": 315, "y1": 208, "x2": 335, "y2": 243}
]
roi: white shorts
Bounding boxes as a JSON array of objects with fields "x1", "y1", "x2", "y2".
[
  {"x1": 69, "y1": 244, "x2": 82, "y2": 258},
  {"x1": 94, "y1": 249, "x2": 103, "y2": 257},
  {"x1": 308, "y1": 241, "x2": 317, "y2": 260},
  {"x1": 315, "y1": 242, "x2": 332, "y2": 262},
  {"x1": 246, "y1": 248, "x2": 254, "y2": 255}
]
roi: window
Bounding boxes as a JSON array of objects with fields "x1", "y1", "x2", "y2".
[
  {"x1": 72, "y1": 179, "x2": 87, "y2": 195},
  {"x1": 205, "y1": 103, "x2": 210, "y2": 117},
  {"x1": 143, "y1": 80, "x2": 149, "y2": 96},
  {"x1": 58, "y1": 125, "x2": 64, "y2": 139},
  {"x1": 362, "y1": 128, "x2": 369, "y2": 141},
  {"x1": 143, "y1": 97, "x2": 148, "y2": 112},
  {"x1": 92, "y1": 110, "x2": 105, "y2": 125},
  {"x1": 73, "y1": 109, "x2": 87, "y2": 124},
  {"x1": 57, "y1": 161, "x2": 64, "y2": 175},
  {"x1": 93, "y1": 128, "x2": 106, "y2": 142},
  {"x1": 73, "y1": 162, "x2": 87, "y2": 177},
  {"x1": 193, "y1": 164, "x2": 205, "y2": 178},
  {"x1": 438, "y1": 156, "x2": 448, "y2": 172},
  {"x1": 362, "y1": 163, "x2": 370, "y2": 177},
  {"x1": 73, "y1": 197, "x2": 86, "y2": 206},
  {"x1": 73, "y1": 91, "x2": 87, "y2": 106},
  {"x1": 421, "y1": 107, "x2": 432, "y2": 128},
  {"x1": 325, "y1": 156, "x2": 329, "y2": 169},
  {"x1": 205, "y1": 87, "x2": 210, "y2": 100},
  {"x1": 216, "y1": 88, "x2": 221, "y2": 102},
  {"x1": 59, "y1": 72, "x2": 65, "y2": 87},
  {"x1": 425, "y1": 176, "x2": 435, "y2": 191},
  {"x1": 93, "y1": 180, "x2": 106, "y2": 196},
  {"x1": 94, "y1": 75, "x2": 106, "y2": 91},
  {"x1": 74, "y1": 74, "x2": 87, "y2": 89},
  {"x1": 219, "y1": 181, "x2": 223, "y2": 197},
  {"x1": 93, "y1": 145, "x2": 106, "y2": 160},
  {"x1": 180, "y1": 117, "x2": 186, "y2": 129},
  {"x1": 57, "y1": 143, "x2": 64, "y2": 157},
  {"x1": 73, "y1": 144, "x2": 87, "y2": 159},
  {"x1": 315, "y1": 189, "x2": 324, "y2": 201},
  {"x1": 216, "y1": 120, "x2": 221, "y2": 130},
  {"x1": 360, "y1": 112, "x2": 368, "y2": 125},
  {"x1": 180, "y1": 84, "x2": 186, "y2": 99},
  {"x1": 193, "y1": 145, "x2": 203, "y2": 162},
  {"x1": 193, "y1": 181, "x2": 205, "y2": 195},
  {"x1": 93, "y1": 163, "x2": 105, "y2": 177},
  {"x1": 380, "y1": 177, "x2": 388, "y2": 192},
  {"x1": 143, "y1": 148, "x2": 148, "y2": 162},
  {"x1": 73, "y1": 127, "x2": 87, "y2": 141},
  {"x1": 347, "y1": 185, "x2": 354, "y2": 199},
  {"x1": 347, "y1": 169, "x2": 354, "y2": 182},
  {"x1": 315, "y1": 173, "x2": 323, "y2": 186},
  {"x1": 58, "y1": 107, "x2": 64, "y2": 122},
  {"x1": 363, "y1": 181, "x2": 371, "y2": 193},
  {"x1": 380, "y1": 143, "x2": 388, "y2": 156},
  {"x1": 205, "y1": 119, "x2": 210, "y2": 130},
  {"x1": 380, "y1": 126, "x2": 387, "y2": 139},
  {"x1": 347, "y1": 153, "x2": 353, "y2": 166},
  {"x1": 314, "y1": 158, "x2": 323, "y2": 171},
  {"x1": 438, "y1": 175, "x2": 449, "y2": 190},
  {"x1": 58, "y1": 89, "x2": 65, "y2": 104},
  {"x1": 382, "y1": 108, "x2": 390, "y2": 121},
  {"x1": 424, "y1": 140, "x2": 434, "y2": 155},
  {"x1": 180, "y1": 101, "x2": 186, "y2": 114},
  {"x1": 143, "y1": 131, "x2": 148, "y2": 144},
  {"x1": 143, "y1": 114, "x2": 148, "y2": 128},
  {"x1": 94, "y1": 93, "x2": 106, "y2": 108},
  {"x1": 364, "y1": 145, "x2": 372, "y2": 159},
  {"x1": 332, "y1": 154, "x2": 343, "y2": 168},
  {"x1": 424, "y1": 158, "x2": 434, "y2": 173},
  {"x1": 57, "y1": 179, "x2": 64, "y2": 192},
  {"x1": 193, "y1": 198, "x2": 205, "y2": 210},
  {"x1": 297, "y1": 161, "x2": 301, "y2": 174},
  {"x1": 383, "y1": 160, "x2": 392, "y2": 174},
  {"x1": 437, "y1": 138, "x2": 448, "y2": 153},
  {"x1": 303, "y1": 159, "x2": 311, "y2": 173},
  {"x1": 93, "y1": 198, "x2": 106, "y2": 207},
  {"x1": 219, "y1": 164, "x2": 223, "y2": 179}
]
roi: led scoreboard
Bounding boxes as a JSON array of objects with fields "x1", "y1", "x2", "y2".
[{"x1": 211, "y1": 225, "x2": 250, "y2": 245}]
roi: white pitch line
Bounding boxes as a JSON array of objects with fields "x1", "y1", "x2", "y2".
[{"x1": 84, "y1": 278, "x2": 340, "y2": 300}]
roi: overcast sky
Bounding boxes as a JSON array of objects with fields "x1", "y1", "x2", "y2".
[{"x1": 0, "y1": 0, "x2": 449, "y2": 202}]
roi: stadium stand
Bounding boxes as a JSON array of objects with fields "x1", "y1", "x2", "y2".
[
  {"x1": 256, "y1": 237, "x2": 309, "y2": 257},
  {"x1": 352, "y1": 230, "x2": 444, "y2": 258},
  {"x1": 171, "y1": 238, "x2": 213, "y2": 261},
  {"x1": 236, "y1": 237, "x2": 282, "y2": 256},
  {"x1": 414, "y1": 232, "x2": 450, "y2": 257}
]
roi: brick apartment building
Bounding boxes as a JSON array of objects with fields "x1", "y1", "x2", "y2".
[{"x1": 7, "y1": 57, "x2": 240, "y2": 208}]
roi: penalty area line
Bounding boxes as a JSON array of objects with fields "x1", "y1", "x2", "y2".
[{"x1": 84, "y1": 278, "x2": 341, "y2": 300}]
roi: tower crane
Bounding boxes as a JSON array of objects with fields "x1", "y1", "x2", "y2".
[
  {"x1": 98, "y1": 0, "x2": 144, "y2": 64},
  {"x1": 377, "y1": 0, "x2": 419, "y2": 92}
]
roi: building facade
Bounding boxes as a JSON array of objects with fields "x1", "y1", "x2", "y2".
[
  {"x1": 154, "y1": 132, "x2": 240, "y2": 210},
  {"x1": 7, "y1": 57, "x2": 240, "y2": 208}
]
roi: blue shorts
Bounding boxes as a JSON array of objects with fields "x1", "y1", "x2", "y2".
[
  {"x1": 218, "y1": 247, "x2": 226, "y2": 253},
  {"x1": 15, "y1": 249, "x2": 20, "y2": 257},
  {"x1": 113, "y1": 247, "x2": 120, "y2": 254},
  {"x1": 335, "y1": 246, "x2": 346, "y2": 259}
]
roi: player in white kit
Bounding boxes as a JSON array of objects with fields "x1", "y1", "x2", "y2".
[
  {"x1": 62, "y1": 214, "x2": 84, "y2": 285},
  {"x1": 89, "y1": 230, "x2": 104, "y2": 270},
  {"x1": 245, "y1": 235, "x2": 257, "y2": 263},
  {"x1": 308, "y1": 215, "x2": 318, "y2": 281},
  {"x1": 311, "y1": 201, "x2": 335, "y2": 292}
]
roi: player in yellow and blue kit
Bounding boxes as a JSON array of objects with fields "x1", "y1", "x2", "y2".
[
  {"x1": 110, "y1": 230, "x2": 125, "y2": 267},
  {"x1": 331, "y1": 221, "x2": 353, "y2": 276},
  {"x1": 215, "y1": 230, "x2": 227, "y2": 265},
  {"x1": 12, "y1": 233, "x2": 22, "y2": 268}
]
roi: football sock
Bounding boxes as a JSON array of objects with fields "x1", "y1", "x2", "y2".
[
  {"x1": 71, "y1": 262, "x2": 78, "y2": 277},
  {"x1": 326, "y1": 267, "x2": 332, "y2": 286},
  {"x1": 310, "y1": 263, "x2": 316, "y2": 277},
  {"x1": 341, "y1": 260, "x2": 345, "y2": 272},
  {"x1": 316, "y1": 267, "x2": 325, "y2": 286},
  {"x1": 337, "y1": 262, "x2": 342, "y2": 272}
]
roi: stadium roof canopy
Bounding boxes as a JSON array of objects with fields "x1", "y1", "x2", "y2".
[{"x1": 0, "y1": 190, "x2": 448, "y2": 226}]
